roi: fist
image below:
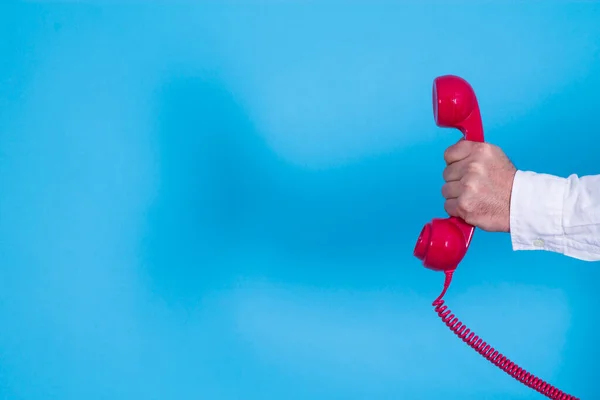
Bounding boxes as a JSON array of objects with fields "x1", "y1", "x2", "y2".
[{"x1": 442, "y1": 140, "x2": 517, "y2": 232}]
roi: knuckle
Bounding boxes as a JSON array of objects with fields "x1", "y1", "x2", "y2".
[
  {"x1": 473, "y1": 142, "x2": 486, "y2": 152},
  {"x1": 457, "y1": 196, "x2": 472, "y2": 214},
  {"x1": 461, "y1": 173, "x2": 480, "y2": 192},
  {"x1": 463, "y1": 215, "x2": 477, "y2": 226},
  {"x1": 475, "y1": 142, "x2": 494, "y2": 158},
  {"x1": 464, "y1": 183, "x2": 479, "y2": 197},
  {"x1": 466, "y1": 161, "x2": 483, "y2": 175}
]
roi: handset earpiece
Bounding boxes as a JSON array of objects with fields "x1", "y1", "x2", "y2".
[
  {"x1": 414, "y1": 75, "x2": 484, "y2": 272},
  {"x1": 433, "y1": 75, "x2": 484, "y2": 142}
]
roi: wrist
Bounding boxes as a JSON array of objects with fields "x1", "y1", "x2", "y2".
[{"x1": 502, "y1": 167, "x2": 517, "y2": 232}]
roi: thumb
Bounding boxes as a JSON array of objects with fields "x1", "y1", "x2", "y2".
[{"x1": 444, "y1": 138, "x2": 474, "y2": 165}]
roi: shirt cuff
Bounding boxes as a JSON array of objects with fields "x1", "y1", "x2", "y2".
[{"x1": 509, "y1": 170, "x2": 568, "y2": 254}]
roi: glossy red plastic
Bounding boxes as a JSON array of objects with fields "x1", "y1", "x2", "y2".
[{"x1": 414, "y1": 75, "x2": 484, "y2": 272}]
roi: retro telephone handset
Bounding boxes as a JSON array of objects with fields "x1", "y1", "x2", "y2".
[{"x1": 413, "y1": 75, "x2": 578, "y2": 400}]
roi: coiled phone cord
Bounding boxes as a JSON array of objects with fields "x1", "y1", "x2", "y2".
[{"x1": 433, "y1": 271, "x2": 578, "y2": 400}]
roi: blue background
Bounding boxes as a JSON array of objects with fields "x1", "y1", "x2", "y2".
[{"x1": 1, "y1": 2, "x2": 599, "y2": 399}]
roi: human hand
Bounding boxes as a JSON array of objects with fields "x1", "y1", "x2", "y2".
[{"x1": 441, "y1": 140, "x2": 517, "y2": 232}]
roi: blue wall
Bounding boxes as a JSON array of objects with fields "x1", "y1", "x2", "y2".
[{"x1": 1, "y1": 3, "x2": 599, "y2": 399}]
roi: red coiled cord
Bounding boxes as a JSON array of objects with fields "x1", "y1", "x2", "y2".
[{"x1": 434, "y1": 271, "x2": 578, "y2": 400}]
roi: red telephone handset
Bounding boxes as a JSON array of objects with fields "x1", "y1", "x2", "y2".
[
  {"x1": 414, "y1": 75, "x2": 578, "y2": 400},
  {"x1": 413, "y1": 75, "x2": 482, "y2": 273}
]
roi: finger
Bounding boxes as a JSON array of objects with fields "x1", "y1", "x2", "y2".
[
  {"x1": 442, "y1": 158, "x2": 470, "y2": 182},
  {"x1": 444, "y1": 198, "x2": 459, "y2": 217},
  {"x1": 444, "y1": 139, "x2": 475, "y2": 164},
  {"x1": 441, "y1": 181, "x2": 462, "y2": 199}
]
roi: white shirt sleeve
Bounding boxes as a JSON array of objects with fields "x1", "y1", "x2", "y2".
[{"x1": 509, "y1": 170, "x2": 600, "y2": 261}]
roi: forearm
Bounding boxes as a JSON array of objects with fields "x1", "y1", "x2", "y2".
[{"x1": 510, "y1": 170, "x2": 600, "y2": 261}]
